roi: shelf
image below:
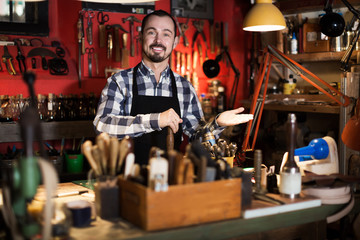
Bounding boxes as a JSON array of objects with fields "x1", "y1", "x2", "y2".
[
  {"x1": 241, "y1": 94, "x2": 341, "y2": 114},
  {"x1": 258, "y1": 51, "x2": 359, "y2": 64},
  {"x1": 275, "y1": 0, "x2": 360, "y2": 14},
  {"x1": 287, "y1": 51, "x2": 358, "y2": 63},
  {"x1": 0, "y1": 120, "x2": 96, "y2": 143}
]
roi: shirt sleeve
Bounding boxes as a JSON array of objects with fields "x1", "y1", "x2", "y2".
[
  {"x1": 93, "y1": 74, "x2": 161, "y2": 139},
  {"x1": 180, "y1": 83, "x2": 224, "y2": 138}
]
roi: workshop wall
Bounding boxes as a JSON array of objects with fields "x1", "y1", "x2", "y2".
[
  {"x1": 0, "y1": 0, "x2": 251, "y2": 153},
  {"x1": 0, "y1": 0, "x2": 251, "y2": 107}
]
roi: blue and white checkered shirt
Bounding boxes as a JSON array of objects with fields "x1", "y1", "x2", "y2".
[{"x1": 93, "y1": 61, "x2": 223, "y2": 139}]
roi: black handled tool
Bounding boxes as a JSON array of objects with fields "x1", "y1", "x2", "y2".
[{"x1": 15, "y1": 40, "x2": 26, "y2": 73}]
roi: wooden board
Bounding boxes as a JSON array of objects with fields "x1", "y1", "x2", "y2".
[
  {"x1": 119, "y1": 178, "x2": 242, "y2": 231},
  {"x1": 242, "y1": 193, "x2": 321, "y2": 219}
]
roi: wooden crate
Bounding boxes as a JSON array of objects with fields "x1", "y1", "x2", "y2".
[
  {"x1": 303, "y1": 23, "x2": 330, "y2": 53},
  {"x1": 118, "y1": 178, "x2": 242, "y2": 231}
]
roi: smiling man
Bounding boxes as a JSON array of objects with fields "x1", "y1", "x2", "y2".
[{"x1": 93, "y1": 10, "x2": 253, "y2": 165}]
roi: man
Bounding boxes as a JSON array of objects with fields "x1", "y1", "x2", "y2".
[{"x1": 93, "y1": 10, "x2": 253, "y2": 165}]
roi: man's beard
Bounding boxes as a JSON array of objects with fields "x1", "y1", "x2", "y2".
[{"x1": 144, "y1": 43, "x2": 171, "y2": 63}]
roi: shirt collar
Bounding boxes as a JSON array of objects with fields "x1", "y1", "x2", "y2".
[{"x1": 139, "y1": 61, "x2": 171, "y2": 82}]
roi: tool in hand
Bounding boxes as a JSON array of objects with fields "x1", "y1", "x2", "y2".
[
  {"x1": 122, "y1": 15, "x2": 141, "y2": 57},
  {"x1": 2, "y1": 46, "x2": 16, "y2": 75},
  {"x1": 27, "y1": 47, "x2": 57, "y2": 71},
  {"x1": 112, "y1": 24, "x2": 128, "y2": 62},
  {"x1": 167, "y1": 128, "x2": 174, "y2": 151},
  {"x1": 192, "y1": 20, "x2": 207, "y2": 48},
  {"x1": 85, "y1": 47, "x2": 94, "y2": 77},
  {"x1": 85, "y1": 10, "x2": 95, "y2": 45},
  {"x1": 97, "y1": 11, "x2": 109, "y2": 48},
  {"x1": 14, "y1": 40, "x2": 26, "y2": 73}
]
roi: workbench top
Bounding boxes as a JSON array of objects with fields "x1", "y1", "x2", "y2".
[{"x1": 42, "y1": 182, "x2": 348, "y2": 240}]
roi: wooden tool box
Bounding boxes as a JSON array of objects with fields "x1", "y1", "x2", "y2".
[
  {"x1": 118, "y1": 178, "x2": 242, "y2": 231},
  {"x1": 303, "y1": 22, "x2": 330, "y2": 53}
]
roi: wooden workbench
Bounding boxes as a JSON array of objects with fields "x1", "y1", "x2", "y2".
[{"x1": 43, "y1": 182, "x2": 349, "y2": 240}]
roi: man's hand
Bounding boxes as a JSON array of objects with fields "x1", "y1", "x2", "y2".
[
  {"x1": 159, "y1": 108, "x2": 183, "y2": 133},
  {"x1": 216, "y1": 107, "x2": 253, "y2": 127}
]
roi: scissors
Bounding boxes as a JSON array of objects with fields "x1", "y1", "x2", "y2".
[
  {"x1": 85, "y1": 47, "x2": 94, "y2": 77},
  {"x1": 97, "y1": 11, "x2": 109, "y2": 48},
  {"x1": 85, "y1": 11, "x2": 95, "y2": 45},
  {"x1": 97, "y1": 11, "x2": 109, "y2": 25}
]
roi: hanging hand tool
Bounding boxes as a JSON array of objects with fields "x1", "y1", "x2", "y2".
[
  {"x1": 176, "y1": 51, "x2": 180, "y2": 73},
  {"x1": 112, "y1": 24, "x2": 128, "y2": 62},
  {"x1": 77, "y1": 15, "x2": 83, "y2": 87},
  {"x1": 209, "y1": 20, "x2": 215, "y2": 54},
  {"x1": 27, "y1": 47, "x2": 57, "y2": 70},
  {"x1": 94, "y1": 52, "x2": 99, "y2": 76},
  {"x1": 181, "y1": 52, "x2": 186, "y2": 76},
  {"x1": 122, "y1": 16, "x2": 141, "y2": 57},
  {"x1": 85, "y1": 47, "x2": 94, "y2": 78},
  {"x1": 192, "y1": 20, "x2": 207, "y2": 49},
  {"x1": 14, "y1": 40, "x2": 26, "y2": 73},
  {"x1": 121, "y1": 33, "x2": 129, "y2": 68},
  {"x1": 180, "y1": 18, "x2": 190, "y2": 47},
  {"x1": 97, "y1": 11, "x2": 109, "y2": 48},
  {"x1": 2, "y1": 46, "x2": 16, "y2": 75},
  {"x1": 215, "y1": 22, "x2": 221, "y2": 55},
  {"x1": 135, "y1": 26, "x2": 141, "y2": 56},
  {"x1": 85, "y1": 10, "x2": 95, "y2": 45},
  {"x1": 174, "y1": 15, "x2": 189, "y2": 47},
  {"x1": 107, "y1": 28, "x2": 113, "y2": 60},
  {"x1": 197, "y1": 41, "x2": 203, "y2": 66},
  {"x1": 79, "y1": 10, "x2": 86, "y2": 54}
]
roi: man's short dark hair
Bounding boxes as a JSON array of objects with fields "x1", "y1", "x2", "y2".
[{"x1": 141, "y1": 10, "x2": 177, "y2": 37}]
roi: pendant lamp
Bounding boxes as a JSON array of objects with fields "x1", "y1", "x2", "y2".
[{"x1": 243, "y1": 0, "x2": 286, "y2": 32}]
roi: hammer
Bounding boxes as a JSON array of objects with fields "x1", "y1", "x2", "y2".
[
  {"x1": 122, "y1": 16, "x2": 141, "y2": 57},
  {"x1": 111, "y1": 24, "x2": 128, "y2": 62}
]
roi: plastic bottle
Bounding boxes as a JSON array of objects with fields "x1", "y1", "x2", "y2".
[{"x1": 291, "y1": 32, "x2": 298, "y2": 54}]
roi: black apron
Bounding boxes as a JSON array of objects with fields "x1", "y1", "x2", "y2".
[{"x1": 130, "y1": 63, "x2": 182, "y2": 165}]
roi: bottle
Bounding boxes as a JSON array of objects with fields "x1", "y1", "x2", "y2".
[
  {"x1": 279, "y1": 113, "x2": 301, "y2": 198},
  {"x1": 47, "y1": 93, "x2": 56, "y2": 121},
  {"x1": 37, "y1": 94, "x2": 47, "y2": 121},
  {"x1": 217, "y1": 86, "x2": 226, "y2": 113},
  {"x1": 290, "y1": 32, "x2": 298, "y2": 54},
  {"x1": 202, "y1": 97, "x2": 212, "y2": 121},
  {"x1": 56, "y1": 93, "x2": 66, "y2": 121}
]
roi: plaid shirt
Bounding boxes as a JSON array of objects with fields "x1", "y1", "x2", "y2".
[{"x1": 93, "y1": 61, "x2": 223, "y2": 139}]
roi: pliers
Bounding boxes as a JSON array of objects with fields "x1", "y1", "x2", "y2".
[
  {"x1": 192, "y1": 20, "x2": 207, "y2": 48},
  {"x1": 2, "y1": 46, "x2": 16, "y2": 75},
  {"x1": 15, "y1": 40, "x2": 26, "y2": 73}
]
